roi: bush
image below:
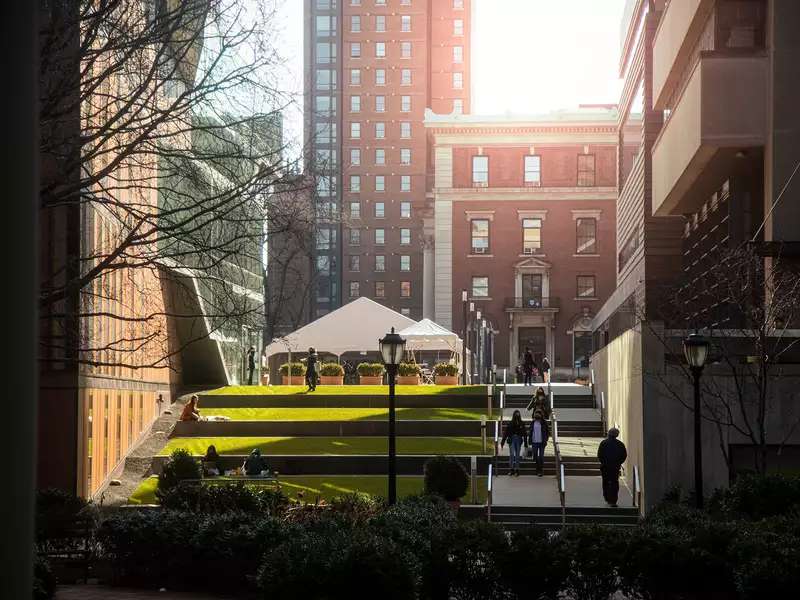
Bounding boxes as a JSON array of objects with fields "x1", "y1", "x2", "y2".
[
  {"x1": 319, "y1": 362, "x2": 344, "y2": 376},
  {"x1": 398, "y1": 362, "x2": 421, "y2": 377},
  {"x1": 729, "y1": 523, "x2": 800, "y2": 599},
  {"x1": 156, "y1": 449, "x2": 200, "y2": 499},
  {"x1": 559, "y1": 525, "x2": 629, "y2": 600},
  {"x1": 433, "y1": 362, "x2": 458, "y2": 377},
  {"x1": 35, "y1": 488, "x2": 93, "y2": 545},
  {"x1": 357, "y1": 362, "x2": 385, "y2": 377},
  {"x1": 424, "y1": 455, "x2": 469, "y2": 501},
  {"x1": 279, "y1": 362, "x2": 306, "y2": 376},
  {"x1": 708, "y1": 473, "x2": 800, "y2": 520},
  {"x1": 443, "y1": 520, "x2": 509, "y2": 600},
  {"x1": 503, "y1": 527, "x2": 570, "y2": 600},
  {"x1": 33, "y1": 554, "x2": 56, "y2": 600},
  {"x1": 158, "y1": 482, "x2": 290, "y2": 515}
]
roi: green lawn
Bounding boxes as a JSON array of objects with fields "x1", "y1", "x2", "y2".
[
  {"x1": 204, "y1": 385, "x2": 487, "y2": 396},
  {"x1": 205, "y1": 407, "x2": 488, "y2": 421},
  {"x1": 128, "y1": 475, "x2": 487, "y2": 505},
  {"x1": 160, "y1": 436, "x2": 488, "y2": 456}
]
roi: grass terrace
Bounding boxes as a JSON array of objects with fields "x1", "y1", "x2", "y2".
[
  {"x1": 160, "y1": 436, "x2": 489, "y2": 456},
  {"x1": 205, "y1": 407, "x2": 488, "y2": 421},
  {"x1": 128, "y1": 474, "x2": 488, "y2": 505},
  {"x1": 204, "y1": 385, "x2": 487, "y2": 396}
]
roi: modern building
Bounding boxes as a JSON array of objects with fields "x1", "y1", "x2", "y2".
[
  {"x1": 305, "y1": 0, "x2": 473, "y2": 321},
  {"x1": 424, "y1": 108, "x2": 619, "y2": 377}
]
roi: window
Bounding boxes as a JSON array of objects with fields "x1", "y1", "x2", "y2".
[
  {"x1": 350, "y1": 42, "x2": 361, "y2": 58},
  {"x1": 576, "y1": 218, "x2": 598, "y2": 254},
  {"x1": 350, "y1": 229, "x2": 360, "y2": 245},
  {"x1": 375, "y1": 15, "x2": 386, "y2": 31},
  {"x1": 375, "y1": 69, "x2": 386, "y2": 85},
  {"x1": 350, "y1": 148, "x2": 361, "y2": 165},
  {"x1": 350, "y1": 175, "x2": 360, "y2": 192},
  {"x1": 400, "y1": 201, "x2": 411, "y2": 218},
  {"x1": 400, "y1": 281, "x2": 412, "y2": 297},
  {"x1": 453, "y1": 0, "x2": 464, "y2": 8},
  {"x1": 316, "y1": 95, "x2": 334, "y2": 116},
  {"x1": 401, "y1": 95, "x2": 411, "y2": 112},
  {"x1": 401, "y1": 41, "x2": 412, "y2": 58},
  {"x1": 350, "y1": 95, "x2": 361, "y2": 112},
  {"x1": 375, "y1": 228, "x2": 385, "y2": 245},
  {"x1": 577, "y1": 154, "x2": 596, "y2": 187},
  {"x1": 315, "y1": 149, "x2": 334, "y2": 168},
  {"x1": 400, "y1": 148, "x2": 411, "y2": 165},
  {"x1": 400, "y1": 122, "x2": 411, "y2": 138},
  {"x1": 349, "y1": 201, "x2": 361, "y2": 218},
  {"x1": 316, "y1": 15, "x2": 336, "y2": 36},
  {"x1": 316, "y1": 0, "x2": 332, "y2": 8},
  {"x1": 375, "y1": 175, "x2": 385, "y2": 192},
  {"x1": 375, "y1": 122, "x2": 385, "y2": 138},
  {"x1": 349, "y1": 282, "x2": 360, "y2": 298},
  {"x1": 316, "y1": 122, "x2": 336, "y2": 143},
  {"x1": 400, "y1": 228, "x2": 411, "y2": 245},
  {"x1": 375, "y1": 95, "x2": 385, "y2": 112},
  {"x1": 472, "y1": 156, "x2": 488, "y2": 187},
  {"x1": 317, "y1": 229, "x2": 331, "y2": 250},
  {"x1": 375, "y1": 281, "x2": 385, "y2": 298},
  {"x1": 375, "y1": 255, "x2": 385, "y2": 271},
  {"x1": 350, "y1": 69, "x2": 361, "y2": 85},
  {"x1": 454, "y1": 19, "x2": 464, "y2": 35},
  {"x1": 452, "y1": 72, "x2": 463, "y2": 89},
  {"x1": 401, "y1": 308, "x2": 411, "y2": 316},
  {"x1": 316, "y1": 69, "x2": 336, "y2": 90},
  {"x1": 401, "y1": 15, "x2": 411, "y2": 31},
  {"x1": 316, "y1": 175, "x2": 334, "y2": 196},
  {"x1": 453, "y1": 99, "x2": 463, "y2": 114},
  {"x1": 577, "y1": 275, "x2": 596, "y2": 298},
  {"x1": 522, "y1": 218, "x2": 542, "y2": 254},
  {"x1": 316, "y1": 42, "x2": 336, "y2": 64},
  {"x1": 351, "y1": 0, "x2": 361, "y2": 4},
  {"x1": 317, "y1": 255, "x2": 330, "y2": 275},
  {"x1": 351, "y1": 15, "x2": 360, "y2": 32},
  {"x1": 470, "y1": 219, "x2": 489, "y2": 253},
  {"x1": 349, "y1": 255, "x2": 360, "y2": 271},
  {"x1": 472, "y1": 276, "x2": 489, "y2": 298},
  {"x1": 524, "y1": 155, "x2": 541, "y2": 186},
  {"x1": 401, "y1": 68, "x2": 412, "y2": 85},
  {"x1": 453, "y1": 45, "x2": 463, "y2": 63},
  {"x1": 350, "y1": 122, "x2": 361, "y2": 138},
  {"x1": 401, "y1": 175, "x2": 411, "y2": 191},
  {"x1": 375, "y1": 148, "x2": 385, "y2": 165},
  {"x1": 375, "y1": 0, "x2": 386, "y2": 5},
  {"x1": 375, "y1": 42, "x2": 386, "y2": 58},
  {"x1": 400, "y1": 255, "x2": 411, "y2": 271},
  {"x1": 374, "y1": 202, "x2": 385, "y2": 218}
]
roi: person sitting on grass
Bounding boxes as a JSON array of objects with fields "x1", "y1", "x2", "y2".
[
  {"x1": 242, "y1": 448, "x2": 269, "y2": 476},
  {"x1": 202, "y1": 445, "x2": 221, "y2": 477},
  {"x1": 180, "y1": 395, "x2": 202, "y2": 422}
]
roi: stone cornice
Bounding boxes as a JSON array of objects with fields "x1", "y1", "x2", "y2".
[{"x1": 434, "y1": 187, "x2": 618, "y2": 202}]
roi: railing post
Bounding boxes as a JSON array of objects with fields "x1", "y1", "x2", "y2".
[
  {"x1": 487, "y1": 384, "x2": 493, "y2": 418},
  {"x1": 481, "y1": 416, "x2": 487, "y2": 454},
  {"x1": 560, "y1": 463, "x2": 566, "y2": 526},
  {"x1": 471, "y1": 456, "x2": 478, "y2": 504},
  {"x1": 549, "y1": 391, "x2": 554, "y2": 413},
  {"x1": 499, "y1": 390, "x2": 504, "y2": 411},
  {"x1": 487, "y1": 463, "x2": 493, "y2": 521}
]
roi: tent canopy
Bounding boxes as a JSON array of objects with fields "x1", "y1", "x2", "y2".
[
  {"x1": 398, "y1": 318, "x2": 463, "y2": 355},
  {"x1": 263, "y1": 297, "x2": 416, "y2": 358}
]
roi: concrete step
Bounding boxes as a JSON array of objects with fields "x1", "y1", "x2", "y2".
[{"x1": 489, "y1": 505, "x2": 639, "y2": 529}]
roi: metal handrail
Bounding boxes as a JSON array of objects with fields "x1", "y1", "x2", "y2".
[
  {"x1": 633, "y1": 464, "x2": 642, "y2": 511},
  {"x1": 487, "y1": 463, "x2": 493, "y2": 521},
  {"x1": 493, "y1": 419, "x2": 500, "y2": 473},
  {"x1": 559, "y1": 464, "x2": 566, "y2": 525},
  {"x1": 552, "y1": 414, "x2": 566, "y2": 525}
]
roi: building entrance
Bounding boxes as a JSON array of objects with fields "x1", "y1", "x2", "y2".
[{"x1": 518, "y1": 326, "x2": 546, "y2": 364}]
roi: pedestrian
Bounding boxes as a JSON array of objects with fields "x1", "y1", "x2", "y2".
[
  {"x1": 541, "y1": 356, "x2": 551, "y2": 384},
  {"x1": 500, "y1": 410, "x2": 528, "y2": 476},
  {"x1": 246, "y1": 346, "x2": 256, "y2": 385},
  {"x1": 242, "y1": 448, "x2": 269, "y2": 476},
  {"x1": 526, "y1": 387, "x2": 551, "y2": 419},
  {"x1": 304, "y1": 347, "x2": 318, "y2": 392},
  {"x1": 528, "y1": 410, "x2": 549, "y2": 477},
  {"x1": 597, "y1": 427, "x2": 628, "y2": 507},
  {"x1": 180, "y1": 395, "x2": 202, "y2": 422},
  {"x1": 523, "y1": 347, "x2": 536, "y2": 386},
  {"x1": 202, "y1": 445, "x2": 222, "y2": 477}
]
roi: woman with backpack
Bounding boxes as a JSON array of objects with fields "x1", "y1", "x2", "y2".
[{"x1": 500, "y1": 410, "x2": 528, "y2": 476}]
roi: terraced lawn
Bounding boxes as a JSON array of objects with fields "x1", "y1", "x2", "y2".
[
  {"x1": 205, "y1": 385, "x2": 487, "y2": 396},
  {"x1": 129, "y1": 475, "x2": 487, "y2": 505},
  {"x1": 205, "y1": 407, "x2": 488, "y2": 421},
  {"x1": 160, "y1": 436, "x2": 488, "y2": 456}
]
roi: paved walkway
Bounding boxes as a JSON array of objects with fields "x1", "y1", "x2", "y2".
[
  {"x1": 57, "y1": 585, "x2": 251, "y2": 600},
  {"x1": 501, "y1": 407, "x2": 601, "y2": 421},
  {"x1": 495, "y1": 435, "x2": 599, "y2": 458},
  {"x1": 491, "y1": 474, "x2": 633, "y2": 508}
]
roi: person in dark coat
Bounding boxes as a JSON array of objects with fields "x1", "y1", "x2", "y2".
[
  {"x1": 304, "y1": 347, "x2": 318, "y2": 391},
  {"x1": 541, "y1": 356, "x2": 551, "y2": 384},
  {"x1": 522, "y1": 347, "x2": 536, "y2": 386},
  {"x1": 246, "y1": 346, "x2": 256, "y2": 385},
  {"x1": 202, "y1": 445, "x2": 222, "y2": 477},
  {"x1": 500, "y1": 410, "x2": 528, "y2": 476},
  {"x1": 242, "y1": 448, "x2": 269, "y2": 476},
  {"x1": 597, "y1": 427, "x2": 628, "y2": 507},
  {"x1": 526, "y1": 387, "x2": 550, "y2": 419},
  {"x1": 527, "y1": 410, "x2": 550, "y2": 477}
]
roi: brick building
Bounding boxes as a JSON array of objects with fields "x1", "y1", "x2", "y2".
[
  {"x1": 305, "y1": 0, "x2": 472, "y2": 321},
  {"x1": 424, "y1": 108, "x2": 619, "y2": 376}
]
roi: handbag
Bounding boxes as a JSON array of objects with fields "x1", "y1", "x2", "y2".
[{"x1": 526, "y1": 446, "x2": 533, "y2": 458}]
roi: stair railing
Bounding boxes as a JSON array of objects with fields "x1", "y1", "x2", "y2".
[
  {"x1": 552, "y1": 414, "x2": 566, "y2": 525},
  {"x1": 487, "y1": 463, "x2": 493, "y2": 522},
  {"x1": 633, "y1": 464, "x2": 642, "y2": 512},
  {"x1": 493, "y1": 418, "x2": 500, "y2": 474}
]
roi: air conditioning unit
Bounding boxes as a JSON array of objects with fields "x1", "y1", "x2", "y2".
[
  {"x1": 472, "y1": 246, "x2": 488, "y2": 254},
  {"x1": 523, "y1": 247, "x2": 534, "y2": 255}
]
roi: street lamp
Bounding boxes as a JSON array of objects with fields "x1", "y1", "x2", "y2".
[
  {"x1": 379, "y1": 327, "x2": 406, "y2": 504},
  {"x1": 683, "y1": 332, "x2": 710, "y2": 508},
  {"x1": 461, "y1": 290, "x2": 468, "y2": 384}
]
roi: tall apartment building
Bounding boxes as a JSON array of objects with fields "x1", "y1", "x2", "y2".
[{"x1": 305, "y1": 0, "x2": 472, "y2": 320}]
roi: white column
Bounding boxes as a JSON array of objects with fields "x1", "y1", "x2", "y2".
[{"x1": 422, "y1": 237, "x2": 435, "y2": 319}]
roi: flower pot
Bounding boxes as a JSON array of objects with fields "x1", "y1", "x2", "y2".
[
  {"x1": 396, "y1": 375, "x2": 421, "y2": 385},
  {"x1": 434, "y1": 375, "x2": 458, "y2": 385},
  {"x1": 281, "y1": 375, "x2": 305, "y2": 385},
  {"x1": 359, "y1": 375, "x2": 384, "y2": 385},
  {"x1": 319, "y1": 375, "x2": 344, "y2": 385}
]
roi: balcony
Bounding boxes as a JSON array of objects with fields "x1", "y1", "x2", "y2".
[
  {"x1": 652, "y1": 52, "x2": 767, "y2": 217},
  {"x1": 505, "y1": 297, "x2": 560, "y2": 311}
]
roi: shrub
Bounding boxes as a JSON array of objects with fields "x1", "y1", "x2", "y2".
[
  {"x1": 319, "y1": 362, "x2": 344, "y2": 376},
  {"x1": 156, "y1": 449, "x2": 200, "y2": 499},
  {"x1": 433, "y1": 362, "x2": 458, "y2": 377},
  {"x1": 559, "y1": 525, "x2": 629, "y2": 600},
  {"x1": 398, "y1": 362, "x2": 421, "y2": 377},
  {"x1": 279, "y1": 362, "x2": 306, "y2": 376},
  {"x1": 159, "y1": 482, "x2": 290, "y2": 515},
  {"x1": 729, "y1": 524, "x2": 800, "y2": 599},
  {"x1": 33, "y1": 554, "x2": 56, "y2": 600},
  {"x1": 357, "y1": 362, "x2": 385, "y2": 377},
  {"x1": 443, "y1": 520, "x2": 509, "y2": 600},
  {"x1": 35, "y1": 488, "x2": 92, "y2": 544},
  {"x1": 708, "y1": 473, "x2": 800, "y2": 520},
  {"x1": 504, "y1": 526, "x2": 570, "y2": 600},
  {"x1": 424, "y1": 455, "x2": 469, "y2": 501}
]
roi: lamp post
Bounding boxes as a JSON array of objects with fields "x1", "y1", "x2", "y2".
[
  {"x1": 683, "y1": 332, "x2": 710, "y2": 509},
  {"x1": 475, "y1": 310, "x2": 482, "y2": 384},
  {"x1": 379, "y1": 327, "x2": 406, "y2": 505},
  {"x1": 461, "y1": 290, "x2": 468, "y2": 384}
]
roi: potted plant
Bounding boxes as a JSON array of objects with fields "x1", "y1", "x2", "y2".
[
  {"x1": 319, "y1": 362, "x2": 345, "y2": 385},
  {"x1": 423, "y1": 455, "x2": 469, "y2": 509},
  {"x1": 279, "y1": 362, "x2": 306, "y2": 385},
  {"x1": 433, "y1": 362, "x2": 459, "y2": 385},
  {"x1": 260, "y1": 369, "x2": 270, "y2": 386},
  {"x1": 357, "y1": 362, "x2": 385, "y2": 385},
  {"x1": 397, "y1": 362, "x2": 421, "y2": 385}
]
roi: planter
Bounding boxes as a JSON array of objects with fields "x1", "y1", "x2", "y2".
[
  {"x1": 281, "y1": 375, "x2": 305, "y2": 385},
  {"x1": 260, "y1": 374, "x2": 270, "y2": 386},
  {"x1": 359, "y1": 375, "x2": 384, "y2": 385},
  {"x1": 435, "y1": 375, "x2": 458, "y2": 385},
  {"x1": 396, "y1": 376, "x2": 421, "y2": 385},
  {"x1": 319, "y1": 375, "x2": 344, "y2": 385}
]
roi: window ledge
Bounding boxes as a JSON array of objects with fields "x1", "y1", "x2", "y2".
[
  {"x1": 517, "y1": 253, "x2": 546, "y2": 258},
  {"x1": 573, "y1": 253, "x2": 600, "y2": 258},
  {"x1": 468, "y1": 297, "x2": 492, "y2": 302},
  {"x1": 574, "y1": 297, "x2": 599, "y2": 301},
  {"x1": 468, "y1": 254, "x2": 494, "y2": 258}
]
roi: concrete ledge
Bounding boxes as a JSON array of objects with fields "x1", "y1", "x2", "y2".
[
  {"x1": 171, "y1": 420, "x2": 485, "y2": 438},
  {"x1": 198, "y1": 394, "x2": 495, "y2": 409}
]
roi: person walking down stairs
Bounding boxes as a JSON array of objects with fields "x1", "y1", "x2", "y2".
[
  {"x1": 527, "y1": 410, "x2": 550, "y2": 477},
  {"x1": 501, "y1": 410, "x2": 528, "y2": 476},
  {"x1": 597, "y1": 427, "x2": 628, "y2": 507}
]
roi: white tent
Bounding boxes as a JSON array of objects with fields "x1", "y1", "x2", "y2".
[
  {"x1": 397, "y1": 318, "x2": 463, "y2": 355},
  {"x1": 263, "y1": 297, "x2": 416, "y2": 358}
]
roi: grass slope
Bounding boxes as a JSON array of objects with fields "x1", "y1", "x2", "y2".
[
  {"x1": 205, "y1": 407, "x2": 488, "y2": 421},
  {"x1": 160, "y1": 436, "x2": 488, "y2": 456},
  {"x1": 205, "y1": 385, "x2": 487, "y2": 396}
]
